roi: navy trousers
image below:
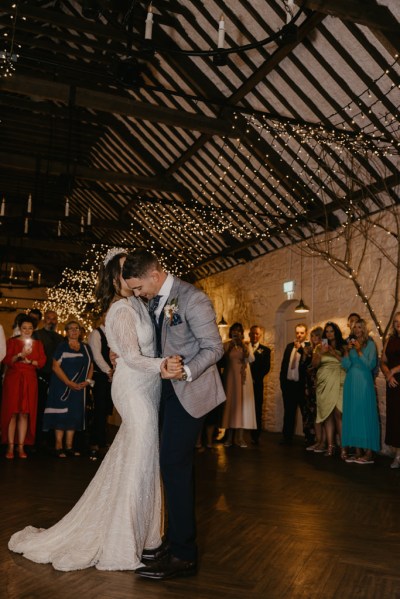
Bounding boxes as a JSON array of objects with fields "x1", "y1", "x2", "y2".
[{"x1": 159, "y1": 380, "x2": 205, "y2": 562}]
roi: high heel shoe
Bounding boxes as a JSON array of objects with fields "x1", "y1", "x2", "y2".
[
  {"x1": 340, "y1": 448, "x2": 348, "y2": 461},
  {"x1": 18, "y1": 444, "x2": 28, "y2": 459},
  {"x1": 390, "y1": 455, "x2": 400, "y2": 469},
  {"x1": 324, "y1": 444, "x2": 335, "y2": 457},
  {"x1": 5, "y1": 444, "x2": 14, "y2": 459}
]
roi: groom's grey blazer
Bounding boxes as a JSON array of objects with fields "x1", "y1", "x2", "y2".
[{"x1": 159, "y1": 277, "x2": 226, "y2": 418}]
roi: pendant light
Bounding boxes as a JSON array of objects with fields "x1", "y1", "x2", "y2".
[{"x1": 295, "y1": 252, "x2": 310, "y2": 313}]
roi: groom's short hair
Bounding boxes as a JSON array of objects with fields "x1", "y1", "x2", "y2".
[{"x1": 123, "y1": 250, "x2": 160, "y2": 279}]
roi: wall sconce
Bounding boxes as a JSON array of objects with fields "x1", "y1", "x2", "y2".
[{"x1": 283, "y1": 280, "x2": 295, "y2": 300}]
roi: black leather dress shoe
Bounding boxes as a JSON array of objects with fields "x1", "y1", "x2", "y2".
[
  {"x1": 135, "y1": 555, "x2": 197, "y2": 580},
  {"x1": 141, "y1": 541, "x2": 170, "y2": 562}
]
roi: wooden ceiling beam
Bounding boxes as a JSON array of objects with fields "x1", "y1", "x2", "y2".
[
  {"x1": 293, "y1": 0, "x2": 400, "y2": 33},
  {"x1": 0, "y1": 235, "x2": 91, "y2": 255},
  {"x1": 370, "y1": 29, "x2": 400, "y2": 60},
  {"x1": 0, "y1": 4, "x2": 128, "y2": 42},
  {"x1": 191, "y1": 172, "x2": 400, "y2": 274},
  {"x1": 0, "y1": 152, "x2": 190, "y2": 198},
  {"x1": 227, "y1": 11, "x2": 326, "y2": 105},
  {"x1": 0, "y1": 76, "x2": 236, "y2": 137}
]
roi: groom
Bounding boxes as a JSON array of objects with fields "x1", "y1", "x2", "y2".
[{"x1": 122, "y1": 250, "x2": 226, "y2": 580}]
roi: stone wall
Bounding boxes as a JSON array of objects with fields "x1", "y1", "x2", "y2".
[{"x1": 199, "y1": 226, "x2": 397, "y2": 452}]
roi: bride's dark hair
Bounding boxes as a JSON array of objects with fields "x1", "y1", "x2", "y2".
[{"x1": 95, "y1": 250, "x2": 128, "y2": 314}]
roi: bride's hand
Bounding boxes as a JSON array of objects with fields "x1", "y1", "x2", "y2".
[{"x1": 109, "y1": 350, "x2": 119, "y2": 368}]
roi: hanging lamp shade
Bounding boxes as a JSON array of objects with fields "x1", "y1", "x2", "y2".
[
  {"x1": 294, "y1": 299, "x2": 310, "y2": 313},
  {"x1": 218, "y1": 315, "x2": 228, "y2": 326}
]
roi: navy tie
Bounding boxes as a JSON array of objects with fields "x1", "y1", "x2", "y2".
[{"x1": 149, "y1": 295, "x2": 162, "y2": 323}]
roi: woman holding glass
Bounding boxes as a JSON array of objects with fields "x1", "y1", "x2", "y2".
[
  {"x1": 341, "y1": 319, "x2": 379, "y2": 464},
  {"x1": 312, "y1": 322, "x2": 346, "y2": 457},
  {"x1": 1, "y1": 315, "x2": 46, "y2": 458}
]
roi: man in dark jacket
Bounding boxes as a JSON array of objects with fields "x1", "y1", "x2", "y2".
[
  {"x1": 249, "y1": 325, "x2": 271, "y2": 445},
  {"x1": 279, "y1": 323, "x2": 310, "y2": 445}
]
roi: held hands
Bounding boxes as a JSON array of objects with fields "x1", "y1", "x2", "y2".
[
  {"x1": 387, "y1": 369, "x2": 399, "y2": 388},
  {"x1": 319, "y1": 342, "x2": 329, "y2": 354},
  {"x1": 229, "y1": 339, "x2": 242, "y2": 351},
  {"x1": 68, "y1": 381, "x2": 84, "y2": 391},
  {"x1": 68, "y1": 380, "x2": 92, "y2": 391},
  {"x1": 161, "y1": 355, "x2": 184, "y2": 380},
  {"x1": 348, "y1": 339, "x2": 361, "y2": 351}
]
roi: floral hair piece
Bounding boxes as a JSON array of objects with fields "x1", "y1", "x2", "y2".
[{"x1": 103, "y1": 247, "x2": 127, "y2": 267}]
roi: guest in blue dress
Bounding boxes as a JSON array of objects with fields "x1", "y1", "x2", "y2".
[
  {"x1": 341, "y1": 319, "x2": 380, "y2": 464},
  {"x1": 43, "y1": 321, "x2": 93, "y2": 457}
]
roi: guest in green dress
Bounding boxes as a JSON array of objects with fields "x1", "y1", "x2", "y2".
[
  {"x1": 341, "y1": 319, "x2": 379, "y2": 464},
  {"x1": 312, "y1": 322, "x2": 346, "y2": 457}
]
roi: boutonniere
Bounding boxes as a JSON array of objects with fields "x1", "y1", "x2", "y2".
[
  {"x1": 164, "y1": 298, "x2": 182, "y2": 326},
  {"x1": 256, "y1": 348, "x2": 263, "y2": 354}
]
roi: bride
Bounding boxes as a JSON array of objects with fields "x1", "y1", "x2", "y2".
[{"x1": 8, "y1": 248, "x2": 182, "y2": 571}]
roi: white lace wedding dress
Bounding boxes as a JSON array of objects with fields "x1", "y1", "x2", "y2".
[{"x1": 9, "y1": 298, "x2": 164, "y2": 571}]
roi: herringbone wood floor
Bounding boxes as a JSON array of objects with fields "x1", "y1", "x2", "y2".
[{"x1": 2, "y1": 434, "x2": 400, "y2": 599}]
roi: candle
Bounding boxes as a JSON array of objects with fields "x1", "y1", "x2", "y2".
[
  {"x1": 37, "y1": 273, "x2": 41, "y2": 285},
  {"x1": 65, "y1": 198, "x2": 70, "y2": 217},
  {"x1": 145, "y1": 4, "x2": 153, "y2": 40},
  {"x1": 29, "y1": 269, "x2": 34, "y2": 281},
  {"x1": 80, "y1": 215, "x2": 85, "y2": 233},
  {"x1": 10, "y1": 266, "x2": 14, "y2": 278},
  {"x1": 87, "y1": 208, "x2": 91, "y2": 226},
  {"x1": 27, "y1": 193, "x2": 32, "y2": 213},
  {"x1": 0, "y1": 197, "x2": 5, "y2": 217},
  {"x1": 58, "y1": 220, "x2": 62, "y2": 237},
  {"x1": 218, "y1": 14, "x2": 225, "y2": 49},
  {"x1": 286, "y1": 0, "x2": 294, "y2": 23},
  {"x1": 24, "y1": 217, "x2": 29, "y2": 234}
]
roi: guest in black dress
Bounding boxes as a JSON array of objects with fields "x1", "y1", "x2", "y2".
[{"x1": 380, "y1": 312, "x2": 400, "y2": 468}]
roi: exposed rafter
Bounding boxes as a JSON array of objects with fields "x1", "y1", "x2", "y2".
[{"x1": 293, "y1": 0, "x2": 400, "y2": 32}]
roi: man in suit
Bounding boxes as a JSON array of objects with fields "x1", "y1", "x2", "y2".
[
  {"x1": 122, "y1": 250, "x2": 225, "y2": 580},
  {"x1": 279, "y1": 323, "x2": 310, "y2": 445},
  {"x1": 249, "y1": 325, "x2": 271, "y2": 445}
]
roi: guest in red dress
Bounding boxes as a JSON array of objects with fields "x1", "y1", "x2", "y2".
[{"x1": 1, "y1": 315, "x2": 46, "y2": 459}]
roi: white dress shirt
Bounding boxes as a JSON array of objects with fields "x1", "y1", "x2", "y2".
[{"x1": 153, "y1": 273, "x2": 192, "y2": 381}]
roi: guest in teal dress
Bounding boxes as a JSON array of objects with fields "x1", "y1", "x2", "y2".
[
  {"x1": 43, "y1": 321, "x2": 93, "y2": 457},
  {"x1": 341, "y1": 319, "x2": 380, "y2": 464}
]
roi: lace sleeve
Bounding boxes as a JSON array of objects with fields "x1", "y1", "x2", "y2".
[{"x1": 106, "y1": 302, "x2": 163, "y2": 374}]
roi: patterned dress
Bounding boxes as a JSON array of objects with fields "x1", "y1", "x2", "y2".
[{"x1": 42, "y1": 340, "x2": 92, "y2": 432}]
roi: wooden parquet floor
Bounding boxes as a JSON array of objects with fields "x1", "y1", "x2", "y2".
[{"x1": 2, "y1": 434, "x2": 400, "y2": 599}]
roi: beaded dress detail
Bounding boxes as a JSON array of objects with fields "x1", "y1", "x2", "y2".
[{"x1": 9, "y1": 298, "x2": 163, "y2": 571}]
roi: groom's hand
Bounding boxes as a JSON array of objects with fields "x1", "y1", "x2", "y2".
[{"x1": 161, "y1": 356, "x2": 183, "y2": 380}]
